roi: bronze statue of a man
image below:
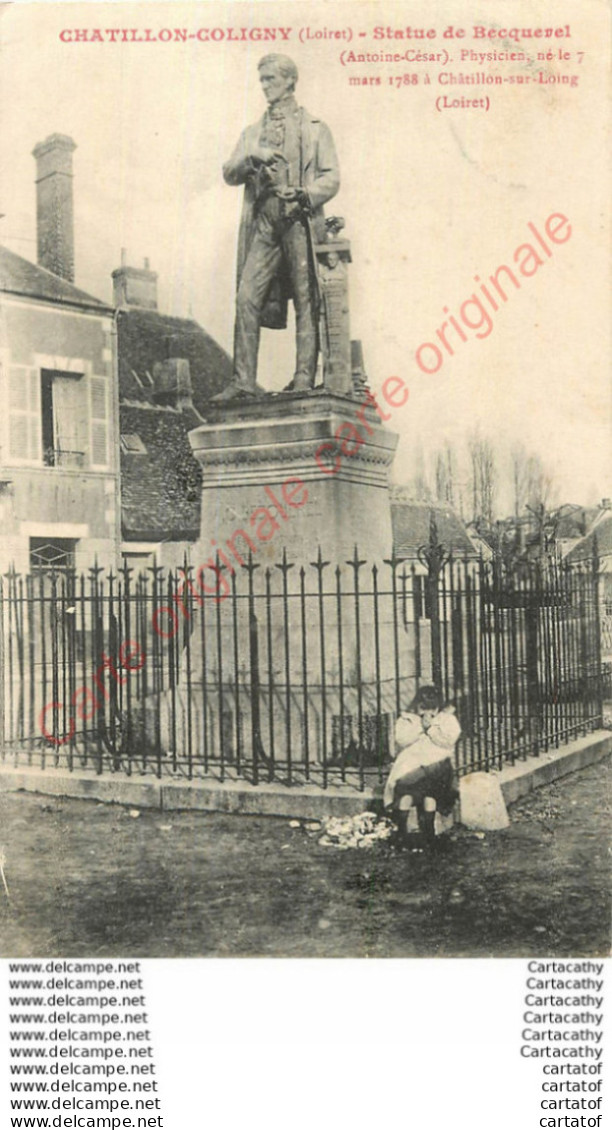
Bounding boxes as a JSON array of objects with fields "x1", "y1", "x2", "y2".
[{"x1": 216, "y1": 54, "x2": 340, "y2": 400}]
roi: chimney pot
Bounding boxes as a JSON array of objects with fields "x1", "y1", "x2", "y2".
[{"x1": 112, "y1": 258, "x2": 158, "y2": 310}]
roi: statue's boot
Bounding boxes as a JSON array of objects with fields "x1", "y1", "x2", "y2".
[
  {"x1": 211, "y1": 379, "x2": 267, "y2": 403},
  {"x1": 283, "y1": 373, "x2": 315, "y2": 393}
]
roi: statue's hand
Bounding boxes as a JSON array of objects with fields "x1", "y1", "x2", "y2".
[
  {"x1": 275, "y1": 187, "x2": 310, "y2": 211},
  {"x1": 275, "y1": 187, "x2": 298, "y2": 201}
]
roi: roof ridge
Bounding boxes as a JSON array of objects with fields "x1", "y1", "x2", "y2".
[{"x1": 0, "y1": 243, "x2": 110, "y2": 309}]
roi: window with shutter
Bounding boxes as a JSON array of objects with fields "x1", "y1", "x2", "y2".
[
  {"x1": 41, "y1": 370, "x2": 86, "y2": 468},
  {"x1": 8, "y1": 366, "x2": 42, "y2": 464},
  {"x1": 90, "y1": 376, "x2": 109, "y2": 468}
]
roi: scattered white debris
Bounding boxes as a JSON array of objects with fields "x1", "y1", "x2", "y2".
[
  {"x1": 318, "y1": 918, "x2": 331, "y2": 930},
  {"x1": 305, "y1": 821, "x2": 322, "y2": 832},
  {"x1": 129, "y1": 809, "x2": 140, "y2": 819},
  {"x1": 159, "y1": 824, "x2": 173, "y2": 832},
  {"x1": 288, "y1": 820, "x2": 301, "y2": 828},
  {"x1": 318, "y1": 812, "x2": 394, "y2": 850}
]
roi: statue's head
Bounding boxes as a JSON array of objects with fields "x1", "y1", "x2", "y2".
[{"x1": 258, "y1": 54, "x2": 298, "y2": 104}]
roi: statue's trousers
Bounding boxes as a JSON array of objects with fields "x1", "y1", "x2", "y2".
[{"x1": 233, "y1": 210, "x2": 320, "y2": 386}]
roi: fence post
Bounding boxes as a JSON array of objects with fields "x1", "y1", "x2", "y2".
[
  {"x1": 0, "y1": 576, "x2": 4, "y2": 760},
  {"x1": 592, "y1": 536, "x2": 604, "y2": 725},
  {"x1": 418, "y1": 512, "x2": 449, "y2": 700},
  {"x1": 246, "y1": 552, "x2": 266, "y2": 785}
]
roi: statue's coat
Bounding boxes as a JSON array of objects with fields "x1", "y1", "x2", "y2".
[{"x1": 223, "y1": 107, "x2": 340, "y2": 329}]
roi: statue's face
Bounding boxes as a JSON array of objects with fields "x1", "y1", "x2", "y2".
[{"x1": 259, "y1": 64, "x2": 293, "y2": 105}]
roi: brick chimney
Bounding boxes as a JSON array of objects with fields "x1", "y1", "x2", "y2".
[
  {"x1": 112, "y1": 251, "x2": 158, "y2": 310},
  {"x1": 32, "y1": 133, "x2": 77, "y2": 281}
]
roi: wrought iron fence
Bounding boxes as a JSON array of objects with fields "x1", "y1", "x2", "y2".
[{"x1": 0, "y1": 543, "x2": 604, "y2": 791}]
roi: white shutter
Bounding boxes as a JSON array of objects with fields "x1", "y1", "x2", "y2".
[
  {"x1": 89, "y1": 376, "x2": 109, "y2": 468},
  {"x1": 53, "y1": 376, "x2": 85, "y2": 465},
  {"x1": 8, "y1": 367, "x2": 41, "y2": 463}
]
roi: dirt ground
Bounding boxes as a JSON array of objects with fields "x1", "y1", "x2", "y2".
[{"x1": 0, "y1": 757, "x2": 609, "y2": 958}]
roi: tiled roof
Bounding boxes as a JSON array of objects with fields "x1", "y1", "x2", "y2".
[
  {"x1": 120, "y1": 403, "x2": 202, "y2": 541},
  {"x1": 553, "y1": 505, "x2": 598, "y2": 540},
  {"x1": 0, "y1": 245, "x2": 111, "y2": 312},
  {"x1": 116, "y1": 307, "x2": 232, "y2": 413},
  {"x1": 565, "y1": 515, "x2": 612, "y2": 564},
  {"x1": 391, "y1": 502, "x2": 475, "y2": 558}
]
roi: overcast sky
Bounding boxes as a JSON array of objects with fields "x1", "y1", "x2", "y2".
[{"x1": 1, "y1": 0, "x2": 609, "y2": 511}]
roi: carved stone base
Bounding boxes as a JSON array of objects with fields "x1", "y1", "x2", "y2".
[
  {"x1": 189, "y1": 389, "x2": 398, "y2": 570},
  {"x1": 152, "y1": 392, "x2": 406, "y2": 767}
]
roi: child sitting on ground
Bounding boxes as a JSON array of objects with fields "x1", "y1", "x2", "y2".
[{"x1": 383, "y1": 685, "x2": 461, "y2": 844}]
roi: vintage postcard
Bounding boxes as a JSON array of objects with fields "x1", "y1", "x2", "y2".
[
  {"x1": 1, "y1": 2, "x2": 610, "y2": 1126},
  {"x1": 0, "y1": 0, "x2": 609, "y2": 964}
]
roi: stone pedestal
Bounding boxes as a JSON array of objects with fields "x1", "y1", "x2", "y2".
[
  {"x1": 154, "y1": 392, "x2": 413, "y2": 775},
  {"x1": 189, "y1": 389, "x2": 398, "y2": 570}
]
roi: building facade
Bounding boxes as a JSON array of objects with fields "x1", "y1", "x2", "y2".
[{"x1": 0, "y1": 135, "x2": 119, "y2": 575}]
